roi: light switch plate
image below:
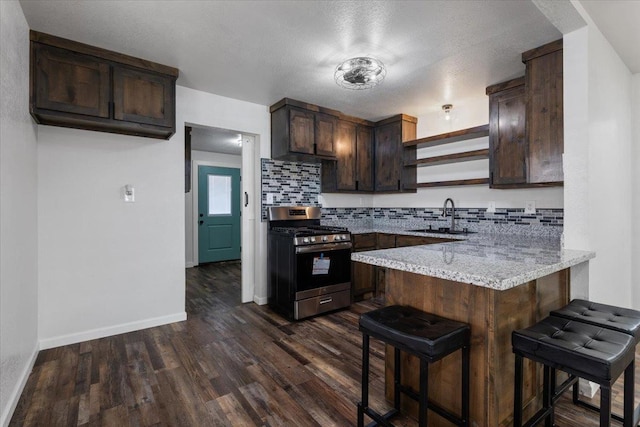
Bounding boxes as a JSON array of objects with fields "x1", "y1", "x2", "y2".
[
  {"x1": 487, "y1": 201, "x2": 496, "y2": 213},
  {"x1": 525, "y1": 200, "x2": 536, "y2": 214},
  {"x1": 124, "y1": 185, "x2": 135, "y2": 203},
  {"x1": 266, "y1": 193, "x2": 274, "y2": 204}
]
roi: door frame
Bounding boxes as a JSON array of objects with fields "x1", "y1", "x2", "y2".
[{"x1": 190, "y1": 134, "x2": 256, "y2": 304}]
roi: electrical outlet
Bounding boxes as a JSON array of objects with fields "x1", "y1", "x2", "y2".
[
  {"x1": 487, "y1": 201, "x2": 496, "y2": 213},
  {"x1": 124, "y1": 185, "x2": 135, "y2": 202},
  {"x1": 525, "y1": 200, "x2": 536, "y2": 214},
  {"x1": 266, "y1": 193, "x2": 274, "y2": 204}
]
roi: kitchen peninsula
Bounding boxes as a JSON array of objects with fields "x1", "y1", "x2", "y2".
[{"x1": 351, "y1": 232, "x2": 594, "y2": 427}]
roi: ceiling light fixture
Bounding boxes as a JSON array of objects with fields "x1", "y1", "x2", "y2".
[
  {"x1": 442, "y1": 104, "x2": 453, "y2": 120},
  {"x1": 335, "y1": 57, "x2": 386, "y2": 90}
]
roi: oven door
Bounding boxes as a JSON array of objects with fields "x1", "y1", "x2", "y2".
[{"x1": 295, "y1": 242, "x2": 352, "y2": 293}]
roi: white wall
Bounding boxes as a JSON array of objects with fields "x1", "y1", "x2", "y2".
[
  {"x1": 185, "y1": 150, "x2": 241, "y2": 267},
  {"x1": 174, "y1": 86, "x2": 270, "y2": 304},
  {"x1": 323, "y1": 93, "x2": 564, "y2": 210},
  {"x1": 563, "y1": 14, "x2": 635, "y2": 308},
  {"x1": 632, "y1": 73, "x2": 640, "y2": 309},
  {"x1": 37, "y1": 127, "x2": 187, "y2": 348},
  {"x1": 0, "y1": 1, "x2": 39, "y2": 425}
]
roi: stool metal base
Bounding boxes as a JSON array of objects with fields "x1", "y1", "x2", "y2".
[{"x1": 358, "y1": 334, "x2": 469, "y2": 427}]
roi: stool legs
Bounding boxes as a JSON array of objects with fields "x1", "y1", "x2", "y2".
[
  {"x1": 543, "y1": 365, "x2": 554, "y2": 427},
  {"x1": 462, "y1": 345, "x2": 470, "y2": 427},
  {"x1": 514, "y1": 353, "x2": 523, "y2": 427},
  {"x1": 600, "y1": 384, "x2": 612, "y2": 427},
  {"x1": 623, "y1": 361, "x2": 635, "y2": 427},
  {"x1": 358, "y1": 333, "x2": 370, "y2": 427},
  {"x1": 394, "y1": 347, "x2": 401, "y2": 410},
  {"x1": 419, "y1": 358, "x2": 428, "y2": 427}
]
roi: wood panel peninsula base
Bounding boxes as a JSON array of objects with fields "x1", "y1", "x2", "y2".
[{"x1": 383, "y1": 268, "x2": 569, "y2": 427}]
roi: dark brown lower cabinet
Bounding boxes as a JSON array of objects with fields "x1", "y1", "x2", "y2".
[{"x1": 351, "y1": 233, "x2": 454, "y2": 300}]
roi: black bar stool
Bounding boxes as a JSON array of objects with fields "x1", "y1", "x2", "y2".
[
  {"x1": 512, "y1": 316, "x2": 636, "y2": 427},
  {"x1": 550, "y1": 299, "x2": 640, "y2": 424},
  {"x1": 358, "y1": 305, "x2": 470, "y2": 427}
]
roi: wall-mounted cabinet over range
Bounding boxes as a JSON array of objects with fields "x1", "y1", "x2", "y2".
[
  {"x1": 30, "y1": 31, "x2": 178, "y2": 139},
  {"x1": 270, "y1": 98, "x2": 417, "y2": 193}
]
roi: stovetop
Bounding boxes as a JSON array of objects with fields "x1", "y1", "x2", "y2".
[{"x1": 270, "y1": 225, "x2": 349, "y2": 237}]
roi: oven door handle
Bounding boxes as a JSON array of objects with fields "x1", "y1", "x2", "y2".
[{"x1": 295, "y1": 242, "x2": 352, "y2": 254}]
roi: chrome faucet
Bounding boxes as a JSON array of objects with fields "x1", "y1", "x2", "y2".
[{"x1": 443, "y1": 198, "x2": 456, "y2": 231}]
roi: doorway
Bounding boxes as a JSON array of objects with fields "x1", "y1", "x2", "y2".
[
  {"x1": 197, "y1": 165, "x2": 241, "y2": 263},
  {"x1": 185, "y1": 124, "x2": 256, "y2": 303}
]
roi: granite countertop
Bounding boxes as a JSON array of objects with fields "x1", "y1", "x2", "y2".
[{"x1": 349, "y1": 226, "x2": 595, "y2": 291}]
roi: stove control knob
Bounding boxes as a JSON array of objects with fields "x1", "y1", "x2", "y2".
[
  {"x1": 310, "y1": 237, "x2": 316, "y2": 242},
  {"x1": 322, "y1": 236, "x2": 329, "y2": 242},
  {"x1": 303, "y1": 237, "x2": 310, "y2": 243},
  {"x1": 341, "y1": 235, "x2": 348, "y2": 240},
  {"x1": 334, "y1": 235, "x2": 341, "y2": 241}
]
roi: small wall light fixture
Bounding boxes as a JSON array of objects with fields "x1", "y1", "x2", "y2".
[{"x1": 442, "y1": 104, "x2": 453, "y2": 120}]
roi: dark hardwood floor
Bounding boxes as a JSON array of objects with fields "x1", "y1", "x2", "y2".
[{"x1": 9, "y1": 261, "x2": 640, "y2": 426}]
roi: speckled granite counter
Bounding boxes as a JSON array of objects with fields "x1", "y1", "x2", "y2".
[
  {"x1": 349, "y1": 227, "x2": 594, "y2": 291},
  {"x1": 352, "y1": 227, "x2": 594, "y2": 426}
]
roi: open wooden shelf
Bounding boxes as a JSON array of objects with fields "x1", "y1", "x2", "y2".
[
  {"x1": 403, "y1": 124, "x2": 489, "y2": 149},
  {"x1": 408, "y1": 148, "x2": 489, "y2": 167},
  {"x1": 407, "y1": 178, "x2": 490, "y2": 189}
]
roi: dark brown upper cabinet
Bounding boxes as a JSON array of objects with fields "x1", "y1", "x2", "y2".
[
  {"x1": 486, "y1": 39, "x2": 563, "y2": 188},
  {"x1": 523, "y1": 39, "x2": 563, "y2": 185},
  {"x1": 30, "y1": 30, "x2": 178, "y2": 140},
  {"x1": 322, "y1": 119, "x2": 374, "y2": 192},
  {"x1": 270, "y1": 99, "x2": 337, "y2": 162},
  {"x1": 374, "y1": 114, "x2": 417, "y2": 192},
  {"x1": 487, "y1": 77, "x2": 527, "y2": 187}
]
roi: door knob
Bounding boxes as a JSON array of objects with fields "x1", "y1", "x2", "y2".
[
  {"x1": 199, "y1": 220, "x2": 204, "y2": 225},
  {"x1": 199, "y1": 213, "x2": 203, "y2": 217}
]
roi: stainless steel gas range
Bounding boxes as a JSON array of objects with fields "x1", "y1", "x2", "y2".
[{"x1": 267, "y1": 206, "x2": 352, "y2": 320}]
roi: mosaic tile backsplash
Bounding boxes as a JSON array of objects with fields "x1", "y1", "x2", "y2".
[
  {"x1": 321, "y1": 207, "x2": 564, "y2": 237},
  {"x1": 261, "y1": 159, "x2": 320, "y2": 220},
  {"x1": 259, "y1": 158, "x2": 563, "y2": 236}
]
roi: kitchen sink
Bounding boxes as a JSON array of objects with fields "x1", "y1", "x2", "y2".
[{"x1": 406, "y1": 227, "x2": 475, "y2": 235}]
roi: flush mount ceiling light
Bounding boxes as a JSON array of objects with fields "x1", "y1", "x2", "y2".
[
  {"x1": 334, "y1": 57, "x2": 386, "y2": 90},
  {"x1": 442, "y1": 104, "x2": 453, "y2": 120}
]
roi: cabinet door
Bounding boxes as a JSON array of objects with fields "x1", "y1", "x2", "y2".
[
  {"x1": 395, "y1": 235, "x2": 454, "y2": 247},
  {"x1": 352, "y1": 262, "x2": 376, "y2": 297},
  {"x1": 374, "y1": 121, "x2": 402, "y2": 191},
  {"x1": 336, "y1": 120, "x2": 357, "y2": 191},
  {"x1": 526, "y1": 49, "x2": 563, "y2": 184},
  {"x1": 315, "y1": 113, "x2": 336, "y2": 157},
  {"x1": 353, "y1": 233, "x2": 376, "y2": 250},
  {"x1": 33, "y1": 44, "x2": 110, "y2": 118},
  {"x1": 489, "y1": 84, "x2": 527, "y2": 186},
  {"x1": 113, "y1": 65, "x2": 175, "y2": 128},
  {"x1": 356, "y1": 126, "x2": 374, "y2": 191},
  {"x1": 288, "y1": 108, "x2": 315, "y2": 155},
  {"x1": 376, "y1": 233, "x2": 396, "y2": 249}
]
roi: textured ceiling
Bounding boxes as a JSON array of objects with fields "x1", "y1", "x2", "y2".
[
  {"x1": 580, "y1": 0, "x2": 640, "y2": 73},
  {"x1": 19, "y1": 0, "x2": 568, "y2": 122},
  {"x1": 190, "y1": 126, "x2": 243, "y2": 156},
  {"x1": 17, "y1": 1, "x2": 638, "y2": 122}
]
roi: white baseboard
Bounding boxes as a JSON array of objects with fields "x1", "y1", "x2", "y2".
[
  {"x1": 185, "y1": 261, "x2": 196, "y2": 268},
  {"x1": 39, "y1": 312, "x2": 187, "y2": 350},
  {"x1": 254, "y1": 295, "x2": 268, "y2": 305},
  {"x1": 1, "y1": 342, "x2": 39, "y2": 427}
]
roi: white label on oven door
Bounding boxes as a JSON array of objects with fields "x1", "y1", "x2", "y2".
[{"x1": 312, "y1": 256, "x2": 330, "y2": 275}]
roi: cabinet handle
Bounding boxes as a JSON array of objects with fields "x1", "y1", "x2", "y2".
[
  {"x1": 319, "y1": 297, "x2": 333, "y2": 305},
  {"x1": 355, "y1": 180, "x2": 359, "y2": 191},
  {"x1": 397, "y1": 179, "x2": 401, "y2": 190},
  {"x1": 244, "y1": 192, "x2": 249, "y2": 207}
]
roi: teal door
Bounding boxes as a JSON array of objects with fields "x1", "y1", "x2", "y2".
[{"x1": 198, "y1": 166, "x2": 241, "y2": 263}]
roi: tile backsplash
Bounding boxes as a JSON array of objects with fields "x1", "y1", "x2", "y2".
[
  {"x1": 259, "y1": 158, "x2": 563, "y2": 237},
  {"x1": 261, "y1": 158, "x2": 320, "y2": 220},
  {"x1": 321, "y1": 207, "x2": 563, "y2": 237}
]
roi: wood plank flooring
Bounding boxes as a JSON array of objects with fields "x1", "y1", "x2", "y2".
[{"x1": 9, "y1": 261, "x2": 640, "y2": 426}]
